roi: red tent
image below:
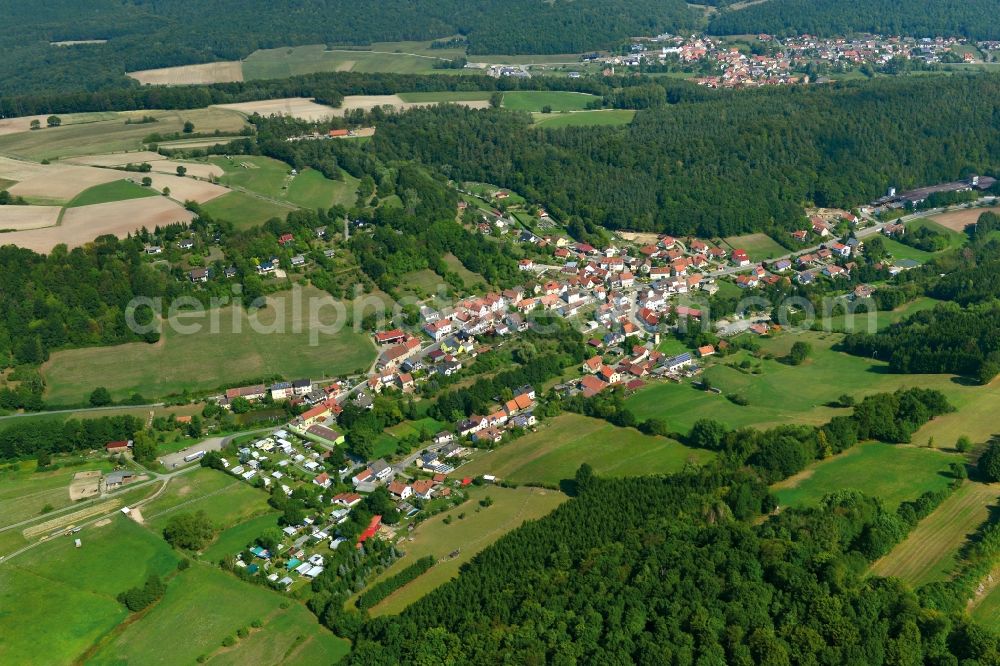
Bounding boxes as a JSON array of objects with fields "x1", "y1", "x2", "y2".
[{"x1": 356, "y1": 515, "x2": 382, "y2": 549}]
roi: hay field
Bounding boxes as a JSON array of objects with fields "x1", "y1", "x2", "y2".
[
  {"x1": 0, "y1": 205, "x2": 61, "y2": 230},
  {"x1": 0, "y1": 112, "x2": 120, "y2": 137},
  {"x1": 2, "y1": 197, "x2": 194, "y2": 252},
  {"x1": 65, "y1": 151, "x2": 164, "y2": 167},
  {"x1": 931, "y1": 206, "x2": 1000, "y2": 231},
  {"x1": 6, "y1": 163, "x2": 124, "y2": 202},
  {"x1": 212, "y1": 97, "x2": 340, "y2": 121},
  {"x1": 128, "y1": 61, "x2": 244, "y2": 85}
]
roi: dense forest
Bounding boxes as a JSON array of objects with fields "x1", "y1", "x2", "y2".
[
  {"x1": 371, "y1": 74, "x2": 1000, "y2": 236},
  {"x1": 0, "y1": 0, "x2": 696, "y2": 96},
  {"x1": 348, "y1": 465, "x2": 996, "y2": 663},
  {"x1": 843, "y1": 226, "x2": 1000, "y2": 383},
  {"x1": 708, "y1": 0, "x2": 1000, "y2": 41}
]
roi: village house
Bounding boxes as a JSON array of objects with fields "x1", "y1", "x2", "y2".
[
  {"x1": 189, "y1": 268, "x2": 209, "y2": 283},
  {"x1": 423, "y1": 319, "x2": 452, "y2": 341},
  {"x1": 731, "y1": 249, "x2": 750, "y2": 267},
  {"x1": 388, "y1": 480, "x2": 413, "y2": 499}
]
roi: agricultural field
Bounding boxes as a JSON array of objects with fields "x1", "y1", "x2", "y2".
[
  {"x1": 500, "y1": 91, "x2": 599, "y2": 112},
  {"x1": 0, "y1": 108, "x2": 247, "y2": 162},
  {"x1": 396, "y1": 91, "x2": 494, "y2": 103},
  {"x1": 459, "y1": 413, "x2": 712, "y2": 485},
  {"x1": 242, "y1": 42, "x2": 465, "y2": 80},
  {"x1": 0, "y1": 204, "x2": 61, "y2": 231},
  {"x1": 128, "y1": 61, "x2": 244, "y2": 85},
  {"x1": 0, "y1": 111, "x2": 121, "y2": 137},
  {"x1": 532, "y1": 109, "x2": 635, "y2": 128},
  {"x1": 0, "y1": 458, "x2": 118, "y2": 534},
  {"x1": 66, "y1": 179, "x2": 159, "y2": 207},
  {"x1": 771, "y1": 442, "x2": 959, "y2": 510},
  {"x1": 4, "y1": 196, "x2": 195, "y2": 253},
  {"x1": 212, "y1": 98, "x2": 340, "y2": 122},
  {"x1": 41, "y1": 286, "x2": 376, "y2": 404},
  {"x1": 0, "y1": 516, "x2": 181, "y2": 664},
  {"x1": 140, "y1": 468, "x2": 271, "y2": 533},
  {"x1": 365, "y1": 485, "x2": 567, "y2": 617},
  {"x1": 721, "y1": 232, "x2": 788, "y2": 261},
  {"x1": 89, "y1": 564, "x2": 349, "y2": 665},
  {"x1": 871, "y1": 482, "x2": 1000, "y2": 586},
  {"x1": 929, "y1": 205, "x2": 1000, "y2": 232},
  {"x1": 626, "y1": 330, "x2": 996, "y2": 437}
]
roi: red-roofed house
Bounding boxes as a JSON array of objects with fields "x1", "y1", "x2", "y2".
[
  {"x1": 106, "y1": 441, "x2": 130, "y2": 454},
  {"x1": 697, "y1": 345, "x2": 716, "y2": 357},
  {"x1": 278, "y1": 233, "x2": 294, "y2": 246},
  {"x1": 374, "y1": 329, "x2": 405, "y2": 345},
  {"x1": 731, "y1": 249, "x2": 750, "y2": 267},
  {"x1": 357, "y1": 515, "x2": 382, "y2": 548}
]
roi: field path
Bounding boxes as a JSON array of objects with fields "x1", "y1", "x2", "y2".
[{"x1": 871, "y1": 481, "x2": 1000, "y2": 585}]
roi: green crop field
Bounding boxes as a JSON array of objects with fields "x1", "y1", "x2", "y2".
[
  {"x1": 460, "y1": 414, "x2": 712, "y2": 485},
  {"x1": 41, "y1": 286, "x2": 376, "y2": 404},
  {"x1": 501, "y1": 91, "x2": 599, "y2": 112},
  {"x1": 532, "y1": 109, "x2": 635, "y2": 128},
  {"x1": 90, "y1": 564, "x2": 349, "y2": 665},
  {"x1": 141, "y1": 468, "x2": 271, "y2": 533},
  {"x1": 0, "y1": 108, "x2": 247, "y2": 161},
  {"x1": 0, "y1": 516, "x2": 180, "y2": 664},
  {"x1": 772, "y1": 442, "x2": 959, "y2": 510},
  {"x1": 67, "y1": 178, "x2": 159, "y2": 207},
  {"x1": 200, "y1": 512, "x2": 281, "y2": 563},
  {"x1": 397, "y1": 91, "x2": 494, "y2": 103},
  {"x1": 626, "y1": 330, "x2": 995, "y2": 437},
  {"x1": 871, "y1": 482, "x2": 1000, "y2": 586},
  {"x1": 722, "y1": 232, "x2": 787, "y2": 261},
  {"x1": 365, "y1": 485, "x2": 567, "y2": 617},
  {"x1": 0, "y1": 458, "x2": 117, "y2": 531},
  {"x1": 242, "y1": 42, "x2": 463, "y2": 80}
]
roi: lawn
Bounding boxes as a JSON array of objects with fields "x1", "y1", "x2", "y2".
[
  {"x1": 908, "y1": 217, "x2": 968, "y2": 251},
  {"x1": 89, "y1": 564, "x2": 349, "y2": 665},
  {"x1": 200, "y1": 512, "x2": 281, "y2": 563},
  {"x1": 870, "y1": 481, "x2": 1000, "y2": 586},
  {"x1": 208, "y1": 155, "x2": 355, "y2": 218},
  {"x1": 443, "y1": 252, "x2": 487, "y2": 288},
  {"x1": 532, "y1": 110, "x2": 635, "y2": 128},
  {"x1": 0, "y1": 516, "x2": 180, "y2": 664},
  {"x1": 771, "y1": 442, "x2": 959, "y2": 510},
  {"x1": 501, "y1": 91, "x2": 599, "y2": 112},
  {"x1": 0, "y1": 458, "x2": 117, "y2": 531},
  {"x1": 459, "y1": 413, "x2": 712, "y2": 485},
  {"x1": 397, "y1": 91, "x2": 494, "y2": 103},
  {"x1": 140, "y1": 467, "x2": 271, "y2": 533},
  {"x1": 626, "y1": 330, "x2": 993, "y2": 436},
  {"x1": 825, "y1": 296, "x2": 942, "y2": 333},
  {"x1": 882, "y1": 237, "x2": 935, "y2": 263},
  {"x1": 0, "y1": 108, "x2": 247, "y2": 162},
  {"x1": 42, "y1": 286, "x2": 376, "y2": 403},
  {"x1": 972, "y1": 576, "x2": 1000, "y2": 633},
  {"x1": 66, "y1": 178, "x2": 159, "y2": 207},
  {"x1": 201, "y1": 191, "x2": 294, "y2": 228},
  {"x1": 365, "y1": 485, "x2": 567, "y2": 617},
  {"x1": 722, "y1": 233, "x2": 787, "y2": 261}
]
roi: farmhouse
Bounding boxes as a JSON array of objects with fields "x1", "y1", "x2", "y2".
[{"x1": 106, "y1": 440, "x2": 130, "y2": 454}]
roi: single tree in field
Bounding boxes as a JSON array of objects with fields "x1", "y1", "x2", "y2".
[
  {"x1": 141, "y1": 176, "x2": 152, "y2": 187},
  {"x1": 29, "y1": 119, "x2": 40, "y2": 130},
  {"x1": 182, "y1": 121, "x2": 194, "y2": 133},
  {"x1": 176, "y1": 165, "x2": 186, "y2": 177},
  {"x1": 46, "y1": 115, "x2": 61, "y2": 127},
  {"x1": 978, "y1": 441, "x2": 1000, "y2": 482},
  {"x1": 956, "y1": 435, "x2": 973, "y2": 453},
  {"x1": 89, "y1": 386, "x2": 112, "y2": 406}
]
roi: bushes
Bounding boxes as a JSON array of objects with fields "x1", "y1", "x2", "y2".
[
  {"x1": 356, "y1": 556, "x2": 436, "y2": 611},
  {"x1": 117, "y1": 574, "x2": 166, "y2": 612},
  {"x1": 978, "y1": 441, "x2": 1000, "y2": 482}
]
